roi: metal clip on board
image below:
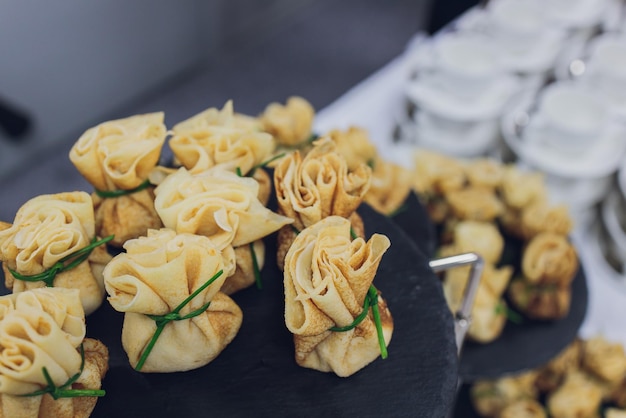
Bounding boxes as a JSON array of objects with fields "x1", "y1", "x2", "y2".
[{"x1": 429, "y1": 253, "x2": 484, "y2": 355}]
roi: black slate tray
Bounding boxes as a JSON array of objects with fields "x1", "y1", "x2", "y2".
[
  {"x1": 0, "y1": 203, "x2": 458, "y2": 418},
  {"x1": 391, "y1": 196, "x2": 588, "y2": 382}
]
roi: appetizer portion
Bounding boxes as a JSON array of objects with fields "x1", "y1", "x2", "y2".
[
  {"x1": 469, "y1": 336, "x2": 626, "y2": 418},
  {"x1": 0, "y1": 288, "x2": 108, "y2": 418},
  {"x1": 169, "y1": 100, "x2": 275, "y2": 177},
  {"x1": 273, "y1": 138, "x2": 371, "y2": 269},
  {"x1": 508, "y1": 233, "x2": 579, "y2": 320},
  {"x1": 0, "y1": 192, "x2": 111, "y2": 315},
  {"x1": 69, "y1": 113, "x2": 167, "y2": 247},
  {"x1": 153, "y1": 166, "x2": 293, "y2": 294},
  {"x1": 411, "y1": 149, "x2": 580, "y2": 344},
  {"x1": 260, "y1": 96, "x2": 315, "y2": 148},
  {"x1": 327, "y1": 125, "x2": 413, "y2": 217},
  {"x1": 283, "y1": 216, "x2": 392, "y2": 377},
  {"x1": 103, "y1": 228, "x2": 241, "y2": 372}
]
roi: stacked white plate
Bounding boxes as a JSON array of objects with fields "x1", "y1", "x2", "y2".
[
  {"x1": 402, "y1": 31, "x2": 524, "y2": 157},
  {"x1": 501, "y1": 81, "x2": 626, "y2": 225}
]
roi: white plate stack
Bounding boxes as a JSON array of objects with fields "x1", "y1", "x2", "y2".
[
  {"x1": 501, "y1": 80, "x2": 626, "y2": 225},
  {"x1": 398, "y1": 0, "x2": 614, "y2": 159}
]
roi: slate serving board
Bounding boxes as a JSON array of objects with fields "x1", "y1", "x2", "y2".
[{"x1": 0, "y1": 203, "x2": 459, "y2": 418}]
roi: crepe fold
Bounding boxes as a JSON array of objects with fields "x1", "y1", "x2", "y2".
[
  {"x1": 284, "y1": 216, "x2": 392, "y2": 377},
  {"x1": 155, "y1": 167, "x2": 293, "y2": 250},
  {"x1": 260, "y1": 96, "x2": 315, "y2": 146},
  {"x1": 364, "y1": 159, "x2": 413, "y2": 216},
  {"x1": 0, "y1": 288, "x2": 108, "y2": 418},
  {"x1": 69, "y1": 113, "x2": 166, "y2": 192},
  {"x1": 69, "y1": 112, "x2": 166, "y2": 246},
  {"x1": 522, "y1": 233, "x2": 578, "y2": 287},
  {"x1": 446, "y1": 187, "x2": 504, "y2": 222},
  {"x1": 170, "y1": 101, "x2": 275, "y2": 175},
  {"x1": 273, "y1": 138, "x2": 371, "y2": 270},
  {"x1": 220, "y1": 240, "x2": 265, "y2": 295},
  {"x1": 103, "y1": 229, "x2": 241, "y2": 372},
  {"x1": 0, "y1": 192, "x2": 111, "y2": 315},
  {"x1": 328, "y1": 126, "x2": 378, "y2": 171}
]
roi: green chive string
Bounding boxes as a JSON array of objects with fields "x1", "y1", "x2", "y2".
[
  {"x1": 328, "y1": 285, "x2": 388, "y2": 359},
  {"x1": 248, "y1": 153, "x2": 286, "y2": 177},
  {"x1": 249, "y1": 243, "x2": 262, "y2": 290},
  {"x1": 22, "y1": 344, "x2": 106, "y2": 400},
  {"x1": 236, "y1": 167, "x2": 243, "y2": 177},
  {"x1": 369, "y1": 285, "x2": 388, "y2": 359},
  {"x1": 94, "y1": 179, "x2": 152, "y2": 198},
  {"x1": 306, "y1": 133, "x2": 320, "y2": 144},
  {"x1": 9, "y1": 235, "x2": 114, "y2": 287},
  {"x1": 134, "y1": 269, "x2": 224, "y2": 371},
  {"x1": 495, "y1": 301, "x2": 524, "y2": 324},
  {"x1": 328, "y1": 293, "x2": 372, "y2": 332},
  {"x1": 350, "y1": 227, "x2": 358, "y2": 240}
]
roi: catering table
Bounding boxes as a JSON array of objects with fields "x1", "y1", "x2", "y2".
[
  {"x1": 314, "y1": 35, "x2": 626, "y2": 350},
  {"x1": 0, "y1": 10, "x2": 623, "y2": 416}
]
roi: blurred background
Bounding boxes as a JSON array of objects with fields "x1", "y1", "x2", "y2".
[{"x1": 0, "y1": 0, "x2": 476, "y2": 184}]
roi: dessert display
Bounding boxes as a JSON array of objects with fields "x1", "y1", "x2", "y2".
[
  {"x1": 0, "y1": 96, "x2": 458, "y2": 416},
  {"x1": 413, "y1": 149, "x2": 580, "y2": 334},
  {"x1": 404, "y1": 148, "x2": 587, "y2": 380}
]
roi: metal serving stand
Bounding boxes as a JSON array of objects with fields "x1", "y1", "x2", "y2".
[
  {"x1": 429, "y1": 252, "x2": 484, "y2": 355},
  {"x1": 430, "y1": 252, "x2": 484, "y2": 418}
]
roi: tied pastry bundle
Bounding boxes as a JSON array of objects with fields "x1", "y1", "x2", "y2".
[
  {"x1": 69, "y1": 113, "x2": 166, "y2": 247},
  {"x1": 259, "y1": 96, "x2": 315, "y2": 148},
  {"x1": 273, "y1": 138, "x2": 372, "y2": 270},
  {"x1": 153, "y1": 166, "x2": 292, "y2": 294},
  {"x1": 168, "y1": 100, "x2": 276, "y2": 203},
  {"x1": 327, "y1": 126, "x2": 413, "y2": 217},
  {"x1": 103, "y1": 228, "x2": 242, "y2": 372},
  {"x1": 0, "y1": 288, "x2": 108, "y2": 418},
  {"x1": 284, "y1": 216, "x2": 393, "y2": 377},
  {"x1": 169, "y1": 100, "x2": 273, "y2": 174},
  {"x1": 0, "y1": 192, "x2": 112, "y2": 315}
]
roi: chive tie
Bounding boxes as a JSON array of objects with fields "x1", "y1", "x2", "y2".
[
  {"x1": 248, "y1": 153, "x2": 286, "y2": 177},
  {"x1": 9, "y1": 235, "x2": 114, "y2": 287},
  {"x1": 134, "y1": 269, "x2": 224, "y2": 371},
  {"x1": 328, "y1": 284, "x2": 388, "y2": 359},
  {"x1": 249, "y1": 243, "x2": 262, "y2": 290},
  {"x1": 22, "y1": 344, "x2": 106, "y2": 400}
]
